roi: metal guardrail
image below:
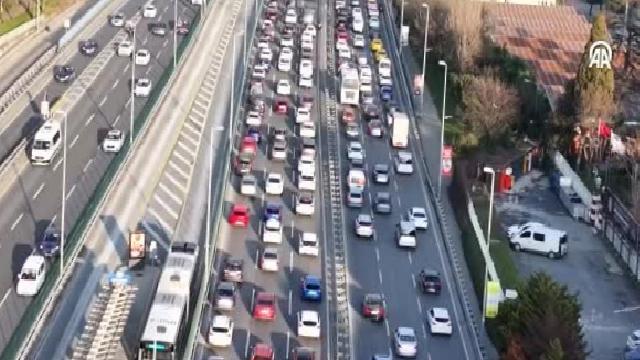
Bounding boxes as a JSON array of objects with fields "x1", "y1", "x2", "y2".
[
  {"x1": 58, "y1": 0, "x2": 113, "y2": 48},
  {"x1": 322, "y1": 1, "x2": 352, "y2": 358},
  {"x1": 1, "y1": 5, "x2": 208, "y2": 359},
  {"x1": 379, "y1": 1, "x2": 487, "y2": 358}
]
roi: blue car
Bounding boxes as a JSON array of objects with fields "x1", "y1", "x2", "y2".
[
  {"x1": 380, "y1": 85, "x2": 393, "y2": 101},
  {"x1": 247, "y1": 126, "x2": 262, "y2": 144},
  {"x1": 301, "y1": 275, "x2": 322, "y2": 301},
  {"x1": 39, "y1": 224, "x2": 61, "y2": 258},
  {"x1": 263, "y1": 203, "x2": 282, "y2": 222}
]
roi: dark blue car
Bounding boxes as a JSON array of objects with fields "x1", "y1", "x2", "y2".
[
  {"x1": 39, "y1": 225, "x2": 61, "y2": 258},
  {"x1": 246, "y1": 126, "x2": 262, "y2": 144},
  {"x1": 380, "y1": 85, "x2": 393, "y2": 101},
  {"x1": 263, "y1": 203, "x2": 282, "y2": 222},
  {"x1": 301, "y1": 275, "x2": 322, "y2": 301}
]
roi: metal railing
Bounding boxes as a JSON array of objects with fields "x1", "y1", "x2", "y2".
[{"x1": 1, "y1": 5, "x2": 208, "y2": 359}]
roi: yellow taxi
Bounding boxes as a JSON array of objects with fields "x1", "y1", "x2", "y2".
[
  {"x1": 375, "y1": 48, "x2": 388, "y2": 62},
  {"x1": 370, "y1": 38, "x2": 383, "y2": 53}
]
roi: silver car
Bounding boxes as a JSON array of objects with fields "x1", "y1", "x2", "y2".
[
  {"x1": 214, "y1": 282, "x2": 236, "y2": 310},
  {"x1": 394, "y1": 326, "x2": 417, "y2": 358},
  {"x1": 347, "y1": 187, "x2": 364, "y2": 208},
  {"x1": 355, "y1": 214, "x2": 374, "y2": 238}
]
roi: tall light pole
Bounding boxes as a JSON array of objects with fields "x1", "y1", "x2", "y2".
[
  {"x1": 205, "y1": 125, "x2": 214, "y2": 284},
  {"x1": 420, "y1": 3, "x2": 429, "y2": 115},
  {"x1": 482, "y1": 166, "x2": 495, "y2": 324},
  {"x1": 229, "y1": 35, "x2": 236, "y2": 144},
  {"x1": 244, "y1": 0, "x2": 249, "y2": 70},
  {"x1": 173, "y1": 0, "x2": 177, "y2": 69},
  {"x1": 437, "y1": 60, "x2": 447, "y2": 198},
  {"x1": 399, "y1": 0, "x2": 405, "y2": 56},
  {"x1": 54, "y1": 110, "x2": 67, "y2": 274},
  {"x1": 130, "y1": 28, "x2": 136, "y2": 144}
]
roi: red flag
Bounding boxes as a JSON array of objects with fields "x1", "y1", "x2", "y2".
[{"x1": 598, "y1": 120, "x2": 612, "y2": 138}]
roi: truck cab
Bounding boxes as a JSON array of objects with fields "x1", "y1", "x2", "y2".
[
  {"x1": 508, "y1": 222, "x2": 568, "y2": 259},
  {"x1": 31, "y1": 121, "x2": 61, "y2": 165}
]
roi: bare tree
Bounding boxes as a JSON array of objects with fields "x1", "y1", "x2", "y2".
[{"x1": 462, "y1": 68, "x2": 520, "y2": 143}]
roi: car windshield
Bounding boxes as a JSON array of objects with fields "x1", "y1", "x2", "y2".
[
  {"x1": 305, "y1": 282, "x2": 320, "y2": 290},
  {"x1": 435, "y1": 316, "x2": 449, "y2": 323},
  {"x1": 302, "y1": 320, "x2": 317, "y2": 326},
  {"x1": 413, "y1": 211, "x2": 426, "y2": 218},
  {"x1": 264, "y1": 252, "x2": 277, "y2": 259},
  {"x1": 300, "y1": 197, "x2": 313, "y2": 204},
  {"x1": 211, "y1": 326, "x2": 229, "y2": 333},
  {"x1": 399, "y1": 334, "x2": 415, "y2": 342},
  {"x1": 218, "y1": 288, "x2": 233, "y2": 296},
  {"x1": 225, "y1": 262, "x2": 241, "y2": 271},
  {"x1": 303, "y1": 239, "x2": 317, "y2": 246},
  {"x1": 257, "y1": 298, "x2": 273, "y2": 306},
  {"x1": 358, "y1": 219, "x2": 371, "y2": 226}
]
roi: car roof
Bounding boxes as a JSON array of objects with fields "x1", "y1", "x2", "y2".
[
  {"x1": 254, "y1": 343, "x2": 274, "y2": 356},
  {"x1": 398, "y1": 151, "x2": 412, "y2": 159},
  {"x1": 256, "y1": 292, "x2": 275, "y2": 300},
  {"x1": 304, "y1": 274, "x2": 321, "y2": 283},
  {"x1": 211, "y1": 314, "x2": 232, "y2": 328},
  {"x1": 232, "y1": 203, "x2": 248, "y2": 211},
  {"x1": 397, "y1": 326, "x2": 415, "y2": 335},
  {"x1": 411, "y1": 207, "x2": 426, "y2": 213},
  {"x1": 365, "y1": 293, "x2": 383, "y2": 302},
  {"x1": 302, "y1": 232, "x2": 317, "y2": 241},
  {"x1": 431, "y1": 307, "x2": 450, "y2": 318},
  {"x1": 422, "y1": 269, "x2": 440, "y2": 277},
  {"x1": 218, "y1": 281, "x2": 235, "y2": 290},
  {"x1": 357, "y1": 213, "x2": 372, "y2": 221},
  {"x1": 300, "y1": 310, "x2": 319, "y2": 321},
  {"x1": 376, "y1": 192, "x2": 390, "y2": 199}
]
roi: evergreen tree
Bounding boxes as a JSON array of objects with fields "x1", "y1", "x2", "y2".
[
  {"x1": 541, "y1": 338, "x2": 566, "y2": 360},
  {"x1": 573, "y1": 13, "x2": 615, "y2": 124}
]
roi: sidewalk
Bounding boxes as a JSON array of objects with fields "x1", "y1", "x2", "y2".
[{"x1": 0, "y1": 0, "x2": 91, "y2": 94}]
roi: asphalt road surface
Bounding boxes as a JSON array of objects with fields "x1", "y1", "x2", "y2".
[
  {"x1": 0, "y1": 0, "x2": 199, "y2": 351},
  {"x1": 196, "y1": 0, "x2": 330, "y2": 359}
]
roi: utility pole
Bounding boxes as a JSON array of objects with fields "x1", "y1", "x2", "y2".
[{"x1": 130, "y1": 29, "x2": 136, "y2": 144}]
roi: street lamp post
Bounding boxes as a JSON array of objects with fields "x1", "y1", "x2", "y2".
[
  {"x1": 130, "y1": 28, "x2": 136, "y2": 144},
  {"x1": 229, "y1": 35, "x2": 237, "y2": 143},
  {"x1": 420, "y1": 4, "x2": 429, "y2": 115},
  {"x1": 399, "y1": 0, "x2": 405, "y2": 56},
  {"x1": 205, "y1": 125, "x2": 214, "y2": 291},
  {"x1": 437, "y1": 60, "x2": 448, "y2": 199},
  {"x1": 54, "y1": 110, "x2": 68, "y2": 274},
  {"x1": 173, "y1": 0, "x2": 177, "y2": 69},
  {"x1": 482, "y1": 166, "x2": 496, "y2": 324}
]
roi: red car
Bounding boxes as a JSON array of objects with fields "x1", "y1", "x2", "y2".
[
  {"x1": 228, "y1": 204, "x2": 249, "y2": 227},
  {"x1": 251, "y1": 343, "x2": 275, "y2": 360},
  {"x1": 362, "y1": 293, "x2": 385, "y2": 322},
  {"x1": 274, "y1": 98, "x2": 288, "y2": 114},
  {"x1": 240, "y1": 136, "x2": 257, "y2": 155},
  {"x1": 342, "y1": 108, "x2": 356, "y2": 124},
  {"x1": 253, "y1": 292, "x2": 276, "y2": 320},
  {"x1": 234, "y1": 153, "x2": 253, "y2": 175},
  {"x1": 337, "y1": 30, "x2": 349, "y2": 41}
]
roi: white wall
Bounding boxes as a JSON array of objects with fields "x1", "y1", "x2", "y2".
[{"x1": 474, "y1": 0, "x2": 557, "y2": 6}]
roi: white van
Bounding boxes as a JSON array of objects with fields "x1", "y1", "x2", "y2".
[
  {"x1": 16, "y1": 255, "x2": 46, "y2": 296},
  {"x1": 352, "y1": 16, "x2": 364, "y2": 33},
  {"x1": 347, "y1": 169, "x2": 366, "y2": 191},
  {"x1": 508, "y1": 222, "x2": 568, "y2": 259}
]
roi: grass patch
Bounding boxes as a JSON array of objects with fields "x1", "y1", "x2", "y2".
[{"x1": 0, "y1": 12, "x2": 31, "y2": 36}]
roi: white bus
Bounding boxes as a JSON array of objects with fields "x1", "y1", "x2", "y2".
[
  {"x1": 340, "y1": 68, "x2": 360, "y2": 106},
  {"x1": 139, "y1": 242, "x2": 198, "y2": 359},
  {"x1": 31, "y1": 121, "x2": 61, "y2": 165}
]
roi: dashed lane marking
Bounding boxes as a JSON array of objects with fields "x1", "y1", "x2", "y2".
[
  {"x1": 83, "y1": 159, "x2": 93, "y2": 173},
  {"x1": 10, "y1": 213, "x2": 23, "y2": 231},
  {"x1": 69, "y1": 134, "x2": 79, "y2": 149},
  {"x1": 33, "y1": 182, "x2": 45, "y2": 200},
  {"x1": 99, "y1": 95, "x2": 108, "y2": 107},
  {"x1": 85, "y1": 113, "x2": 95, "y2": 127},
  {"x1": 66, "y1": 184, "x2": 76, "y2": 200},
  {"x1": 112, "y1": 78, "x2": 120, "y2": 89}
]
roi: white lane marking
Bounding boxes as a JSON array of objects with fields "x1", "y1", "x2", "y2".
[
  {"x1": 393, "y1": 180, "x2": 399, "y2": 192},
  {"x1": 145, "y1": 66, "x2": 152, "y2": 75},
  {"x1": 142, "y1": 37, "x2": 148, "y2": 46},
  {"x1": 158, "y1": 14, "x2": 163, "y2": 21},
  {"x1": 112, "y1": 78, "x2": 120, "y2": 89},
  {"x1": 66, "y1": 184, "x2": 76, "y2": 200},
  {"x1": 244, "y1": 330, "x2": 251, "y2": 358},
  {"x1": 69, "y1": 134, "x2": 79, "y2": 149},
  {"x1": 85, "y1": 113, "x2": 95, "y2": 127},
  {"x1": 384, "y1": 318, "x2": 391, "y2": 337},
  {"x1": 162, "y1": 39, "x2": 169, "y2": 48},
  {"x1": 114, "y1": 114, "x2": 121, "y2": 126},
  {"x1": 398, "y1": 196, "x2": 402, "y2": 208},
  {"x1": 422, "y1": 323, "x2": 428, "y2": 339},
  {"x1": 83, "y1": 159, "x2": 93, "y2": 173},
  {"x1": 290, "y1": 220, "x2": 295, "y2": 238},
  {"x1": 156, "y1": 51, "x2": 162, "y2": 60},
  {"x1": 416, "y1": 296, "x2": 423, "y2": 314},
  {"x1": 255, "y1": 248, "x2": 260, "y2": 269},
  {"x1": 163, "y1": 5, "x2": 169, "y2": 12},
  {"x1": 261, "y1": 192, "x2": 265, "y2": 205},
  {"x1": 125, "y1": 97, "x2": 132, "y2": 108},
  {"x1": 10, "y1": 213, "x2": 23, "y2": 231},
  {"x1": 286, "y1": 331, "x2": 291, "y2": 359},
  {"x1": 375, "y1": 246, "x2": 380, "y2": 262},
  {"x1": 0, "y1": 290, "x2": 11, "y2": 309},
  {"x1": 289, "y1": 250, "x2": 294, "y2": 272},
  {"x1": 250, "y1": 288, "x2": 255, "y2": 311},
  {"x1": 378, "y1": 269, "x2": 383, "y2": 284},
  {"x1": 411, "y1": 273, "x2": 416, "y2": 289},
  {"x1": 123, "y1": 63, "x2": 130, "y2": 73},
  {"x1": 614, "y1": 305, "x2": 640, "y2": 313},
  {"x1": 288, "y1": 289, "x2": 293, "y2": 316},
  {"x1": 388, "y1": 152, "x2": 392, "y2": 161},
  {"x1": 53, "y1": 158, "x2": 63, "y2": 171},
  {"x1": 33, "y1": 182, "x2": 45, "y2": 200},
  {"x1": 99, "y1": 95, "x2": 108, "y2": 107},
  {"x1": 50, "y1": 214, "x2": 57, "y2": 225},
  {"x1": 408, "y1": 251, "x2": 412, "y2": 264}
]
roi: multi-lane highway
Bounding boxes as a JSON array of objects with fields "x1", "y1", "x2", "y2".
[
  {"x1": 196, "y1": 0, "x2": 330, "y2": 358},
  {"x1": 322, "y1": 0, "x2": 482, "y2": 358},
  {"x1": 0, "y1": 0, "x2": 199, "y2": 351}
]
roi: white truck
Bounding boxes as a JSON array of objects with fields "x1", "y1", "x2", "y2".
[{"x1": 391, "y1": 111, "x2": 409, "y2": 148}]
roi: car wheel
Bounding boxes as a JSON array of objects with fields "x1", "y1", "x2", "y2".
[
  {"x1": 548, "y1": 251, "x2": 555, "y2": 259},
  {"x1": 514, "y1": 243, "x2": 521, "y2": 252}
]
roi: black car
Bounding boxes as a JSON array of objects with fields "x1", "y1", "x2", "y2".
[
  {"x1": 79, "y1": 39, "x2": 98, "y2": 56},
  {"x1": 419, "y1": 269, "x2": 442, "y2": 295},
  {"x1": 223, "y1": 258, "x2": 244, "y2": 283},
  {"x1": 150, "y1": 22, "x2": 168, "y2": 36},
  {"x1": 53, "y1": 65, "x2": 75, "y2": 83},
  {"x1": 373, "y1": 192, "x2": 392, "y2": 214},
  {"x1": 363, "y1": 104, "x2": 380, "y2": 121},
  {"x1": 372, "y1": 164, "x2": 390, "y2": 184},
  {"x1": 39, "y1": 224, "x2": 61, "y2": 258}
]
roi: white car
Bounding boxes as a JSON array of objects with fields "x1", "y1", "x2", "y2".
[
  {"x1": 281, "y1": 46, "x2": 294, "y2": 59},
  {"x1": 298, "y1": 169, "x2": 316, "y2": 191},
  {"x1": 135, "y1": 49, "x2": 150, "y2": 65},
  {"x1": 278, "y1": 56, "x2": 292, "y2": 72},
  {"x1": 262, "y1": 19, "x2": 274, "y2": 30},
  {"x1": 276, "y1": 79, "x2": 291, "y2": 95},
  {"x1": 304, "y1": 25, "x2": 316, "y2": 37},
  {"x1": 302, "y1": 39, "x2": 314, "y2": 51},
  {"x1": 628, "y1": 330, "x2": 640, "y2": 350},
  {"x1": 336, "y1": 39, "x2": 349, "y2": 52},
  {"x1": 117, "y1": 41, "x2": 132, "y2": 57},
  {"x1": 394, "y1": 327, "x2": 418, "y2": 357},
  {"x1": 395, "y1": 151, "x2": 414, "y2": 174},
  {"x1": 252, "y1": 65, "x2": 266, "y2": 80},
  {"x1": 347, "y1": 141, "x2": 364, "y2": 161},
  {"x1": 298, "y1": 154, "x2": 315, "y2": 173},
  {"x1": 353, "y1": 34, "x2": 365, "y2": 48},
  {"x1": 379, "y1": 74, "x2": 393, "y2": 86},
  {"x1": 265, "y1": 172, "x2": 284, "y2": 195},
  {"x1": 355, "y1": 213, "x2": 374, "y2": 238},
  {"x1": 428, "y1": 307, "x2": 453, "y2": 335},
  {"x1": 360, "y1": 81, "x2": 372, "y2": 93},
  {"x1": 257, "y1": 37, "x2": 270, "y2": 49},
  {"x1": 240, "y1": 174, "x2": 257, "y2": 195},
  {"x1": 261, "y1": 247, "x2": 279, "y2": 271},
  {"x1": 338, "y1": 47, "x2": 351, "y2": 61},
  {"x1": 271, "y1": 140, "x2": 287, "y2": 161},
  {"x1": 143, "y1": 3, "x2": 157, "y2": 17},
  {"x1": 299, "y1": 232, "x2": 319, "y2": 256},
  {"x1": 299, "y1": 122, "x2": 316, "y2": 138},
  {"x1": 285, "y1": 8, "x2": 297, "y2": 24},
  {"x1": 245, "y1": 111, "x2": 262, "y2": 126},
  {"x1": 359, "y1": 65, "x2": 372, "y2": 83},
  {"x1": 335, "y1": 0, "x2": 346, "y2": 9},
  {"x1": 214, "y1": 282, "x2": 236, "y2": 310},
  {"x1": 296, "y1": 107, "x2": 311, "y2": 123},
  {"x1": 297, "y1": 310, "x2": 321, "y2": 338},
  {"x1": 358, "y1": 54, "x2": 368, "y2": 66},
  {"x1": 281, "y1": 35, "x2": 294, "y2": 47},
  {"x1": 379, "y1": 58, "x2": 392, "y2": 77},
  {"x1": 351, "y1": 0, "x2": 359, "y2": 6},
  {"x1": 102, "y1": 129, "x2": 124, "y2": 153},
  {"x1": 396, "y1": 221, "x2": 416, "y2": 248},
  {"x1": 262, "y1": 218, "x2": 283, "y2": 244},
  {"x1": 110, "y1": 13, "x2": 125, "y2": 27},
  {"x1": 300, "y1": 59, "x2": 314, "y2": 78},
  {"x1": 302, "y1": 31, "x2": 314, "y2": 44},
  {"x1": 296, "y1": 192, "x2": 315, "y2": 216},
  {"x1": 259, "y1": 48, "x2": 273, "y2": 62},
  {"x1": 299, "y1": 76, "x2": 313, "y2": 88},
  {"x1": 208, "y1": 315, "x2": 234, "y2": 347},
  {"x1": 352, "y1": 7, "x2": 362, "y2": 17},
  {"x1": 369, "y1": 8, "x2": 380, "y2": 17},
  {"x1": 369, "y1": 16, "x2": 380, "y2": 30},
  {"x1": 408, "y1": 207, "x2": 428, "y2": 230},
  {"x1": 134, "y1": 78, "x2": 151, "y2": 97}
]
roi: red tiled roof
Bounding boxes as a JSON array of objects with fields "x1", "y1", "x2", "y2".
[{"x1": 486, "y1": 3, "x2": 591, "y2": 107}]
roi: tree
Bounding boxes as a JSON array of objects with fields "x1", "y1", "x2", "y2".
[
  {"x1": 496, "y1": 273, "x2": 588, "y2": 360},
  {"x1": 574, "y1": 13, "x2": 615, "y2": 125},
  {"x1": 461, "y1": 68, "x2": 520, "y2": 144}
]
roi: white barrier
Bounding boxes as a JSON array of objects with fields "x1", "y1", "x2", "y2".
[{"x1": 553, "y1": 151, "x2": 593, "y2": 207}]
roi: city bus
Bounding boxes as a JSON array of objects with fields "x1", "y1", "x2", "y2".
[{"x1": 340, "y1": 67, "x2": 360, "y2": 106}]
